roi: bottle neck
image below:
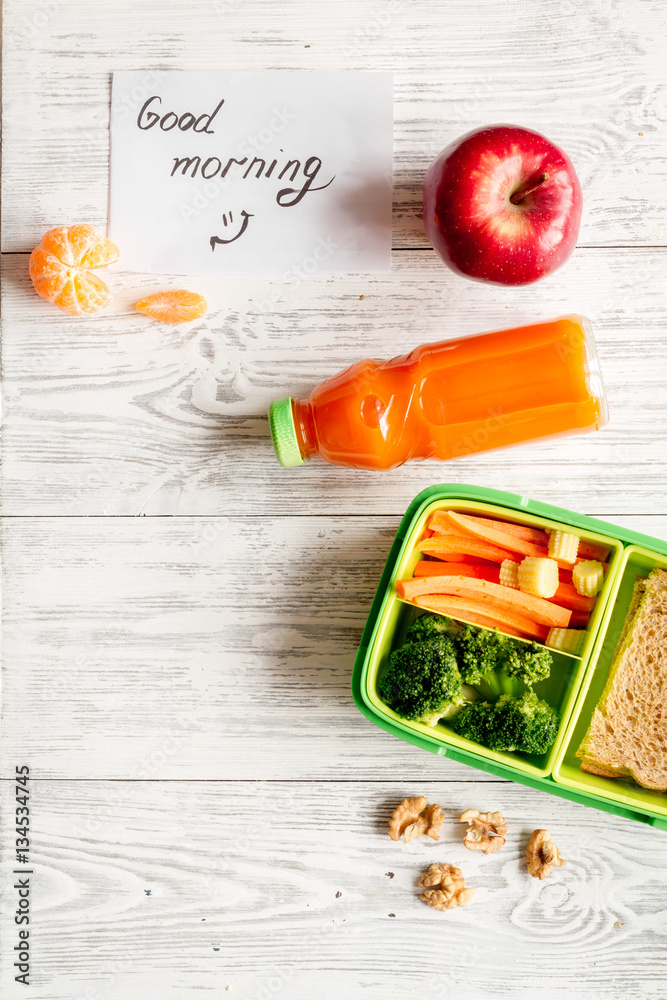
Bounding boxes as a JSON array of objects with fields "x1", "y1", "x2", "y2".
[{"x1": 292, "y1": 399, "x2": 318, "y2": 461}]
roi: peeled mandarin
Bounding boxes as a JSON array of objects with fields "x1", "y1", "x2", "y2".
[
  {"x1": 135, "y1": 290, "x2": 207, "y2": 325},
  {"x1": 29, "y1": 224, "x2": 120, "y2": 316}
]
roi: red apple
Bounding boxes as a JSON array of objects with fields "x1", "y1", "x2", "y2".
[{"x1": 423, "y1": 125, "x2": 583, "y2": 285}]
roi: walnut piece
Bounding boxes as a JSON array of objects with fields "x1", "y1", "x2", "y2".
[
  {"x1": 388, "y1": 797, "x2": 444, "y2": 843},
  {"x1": 388, "y1": 796, "x2": 426, "y2": 841},
  {"x1": 459, "y1": 809, "x2": 508, "y2": 853},
  {"x1": 525, "y1": 829, "x2": 565, "y2": 879},
  {"x1": 419, "y1": 803, "x2": 445, "y2": 841},
  {"x1": 418, "y1": 862, "x2": 475, "y2": 911}
]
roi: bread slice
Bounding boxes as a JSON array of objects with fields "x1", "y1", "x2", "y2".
[
  {"x1": 576, "y1": 568, "x2": 667, "y2": 791},
  {"x1": 578, "y1": 758, "x2": 626, "y2": 779}
]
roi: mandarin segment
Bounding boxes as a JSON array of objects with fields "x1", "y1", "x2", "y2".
[
  {"x1": 135, "y1": 290, "x2": 207, "y2": 325},
  {"x1": 79, "y1": 237, "x2": 121, "y2": 270},
  {"x1": 41, "y1": 226, "x2": 76, "y2": 266},
  {"x1": 53, "y1": 278, "x2": 84, "y2": 316},
  {"x1": 29, "y1": 225, "x2": 119, "y2": 316},
  {"x1": 29, "y1": 247, "x2": 68, "y2": 299},
  {"x1": 72, "y1": 271, "x2": 111, "y2": 313},
  {"x1": 66, "y1": 225, "x2": 101, "y2": 266}
]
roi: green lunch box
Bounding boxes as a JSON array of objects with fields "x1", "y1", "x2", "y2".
[{"x1": 351, "y1": 484, "x2": 667, "y2": 829}]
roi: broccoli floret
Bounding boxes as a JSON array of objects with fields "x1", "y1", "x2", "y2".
[
  {"x1": 453, "y1": 624, "x2": 514, "y2": 685},
  {"x1": 450, "y1": 691, "x2": 559, "y2": 755},
  {"x1": 502, "y1": 691, "x2": 560, "y2": 755},
  {"x1": 448, "y1": 699, "x2": 494, "y2": 746},
  {"x1": 378, "y1": 637, "x2": 464, "y2": 727},
  {"x1": 502, "y1": 642, "x2": 552, "y2": 686},
  {"x1": 454, "y1": 627, "x2": 553, "y2": 699},
  {"x1": 404, "y1": 612, "x2": 460, "y2": 645}
]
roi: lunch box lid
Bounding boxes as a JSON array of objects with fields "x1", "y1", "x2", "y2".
[{"x1": 351, "y1": 483, "x2": 667, "y2": 830}]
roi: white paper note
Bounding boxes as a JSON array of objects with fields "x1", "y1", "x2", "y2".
[{"x1": 109, "y1": 71, "x2": 393, "y2": 275}]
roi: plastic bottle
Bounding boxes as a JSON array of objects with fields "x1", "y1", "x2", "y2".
[{"x1": 268, "y1": 315, "x2": 608, "y2": 471}]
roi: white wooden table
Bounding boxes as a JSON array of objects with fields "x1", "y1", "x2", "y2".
[{"x1": 2, "y1": 2, "x2": 667, "y2": 997}]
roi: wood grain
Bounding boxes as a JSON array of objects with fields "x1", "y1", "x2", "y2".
[
  {"x1": 3, "y1": 248, "x2": 667, "y2": 516},
  {"x1": 2, "y1": 514, "x2": 666, "y2": 781},
  {"x1": 2, "y1": 1, "x2": 667, "y2": 997},
  {"x1": 1, "y1": 779, "x2": 666, "y2": 1000},
  {"x1": 2, "y1": 0, "x2": 666, "y2": 251}
]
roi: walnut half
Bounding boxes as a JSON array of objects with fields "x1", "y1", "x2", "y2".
[
  {"x1": 459, "y1": 809, "x2": 508, "y2": 853},
  {"x1": 525, "y1": 829, "x2": 565, "y2": 879},
  {"x1": 419, "y1": 862, "x2": 475, "y2": 911},
  {"x1": 388, "y1": 797, "x2": 444, "y2": 843}
]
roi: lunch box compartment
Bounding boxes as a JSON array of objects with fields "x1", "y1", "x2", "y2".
[
  {"x1": 553, "y1": 545, "x2": 667, "y2": 823},
  {"x1": 361, "y1": 497, "x2": 623, "y2": 778}
]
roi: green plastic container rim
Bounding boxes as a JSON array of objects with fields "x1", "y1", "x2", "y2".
[{"x1": 351, "y1": 483, "x2": 667, "y2": 830}]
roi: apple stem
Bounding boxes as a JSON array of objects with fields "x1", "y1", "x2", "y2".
[{"x1": 509, "y1": 173, "x2": 550, "y2": 205}]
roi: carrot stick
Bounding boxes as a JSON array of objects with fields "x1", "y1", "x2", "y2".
[
  {"x1": 419, "y1": 560, "x2": 590, "y2": 606},
  {"x1": 548, "y1": 582, "x2": 595, "y2": 613},
  {"x1": 413, "y1": 595, "x2": 550, "y2": 641},
  {"x1": 442, "y1": 510, "x2": 549, "y2": 558},
  {"x1": 413, "y1": 562, "x2": 500, "y2": 582},
  {"x1": 424, "y1": 518, "x2": 458, "y2": 535},
  {"x1": 420, "y1": 519, "x2": 605, "y2": 571},
  {"x1": 577, "y1": 540, "x2": 610, "y2": 561},
  {"x1": 418, "y1": 534, "x2": 517, "y2": 564},
  {"x1": 569, "y1": 610, "x2": 591, "y2": 628},
  {"x1": 414, "y1": 594, "x2": 526, "y2": 639},
  {"x1": 413, "y1": 598, "x2": 523, "y2": 637},
  {"x1": 428, "y1": 552, "x2": 469, "y2": 563},
  {"x1": 396, "y1": 575, "x2": 571, "y2": 627},
  {"x1": 427, "y1": 510, "x2": 609, "y2": 561},
  {"x1": 429, "y1": 511, "x2": 549, "y2": 546},
  {"x1": 425, "y1": 553, "x2": 500, "y2": 567}
]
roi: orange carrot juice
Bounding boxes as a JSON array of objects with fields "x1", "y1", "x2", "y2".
[{"x1": 269, "y1": 315, "x2": 608, "y2": 470}]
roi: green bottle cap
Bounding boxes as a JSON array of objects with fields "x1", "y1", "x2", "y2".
[{"x1": 268, "y1": 397, "x2": 305, "y2": 468}]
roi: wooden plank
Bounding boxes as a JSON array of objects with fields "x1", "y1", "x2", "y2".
[
  {"x1": 3, "y1": 248, "x2": 667, "y2": 516},
  {"x1": 0, "y1": 513, "x2": 453, "y2": 780},
  {"x1": 1, "y1": 777, "x2": 666, "y2": 999},
  {"x1": 2, "y1": 0, "x2": 666, "y2": 250},
  {"x1": 2, "y1": 514, "x2": 666, "y2": 780}
]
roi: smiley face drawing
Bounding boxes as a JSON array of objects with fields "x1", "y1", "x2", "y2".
[{"x1": 210, "y1": 210, "x2": 253, "y2": 250}]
